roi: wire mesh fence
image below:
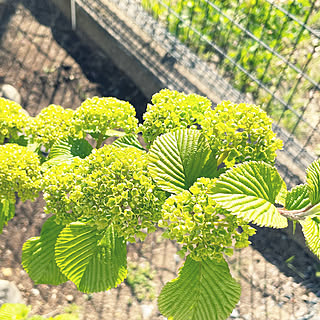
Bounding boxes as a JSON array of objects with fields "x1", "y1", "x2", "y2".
[
  {"x1": 1, "y1": 0, "x2": 320, "y2": 319},
  {"x1": 139, "y1": 0, "x2": 320, "y2": 151},
  {"x1": 87, "y1": 0, "x2": 320, "y2": 187}
]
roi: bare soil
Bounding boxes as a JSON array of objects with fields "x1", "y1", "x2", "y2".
[{"x1": 1, "y1": 1, "x2": 320, "y2": 319}]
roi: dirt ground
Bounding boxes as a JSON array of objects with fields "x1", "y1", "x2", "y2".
[{"x1": 1, "y1": 1, "x2": 320, "y2": 319}]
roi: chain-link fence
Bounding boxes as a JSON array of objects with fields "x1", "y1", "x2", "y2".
[
  {"x1": 74, "y1": 0, "x2": 320, "y2": 187},
  {"x1": 139, "y1": 0, "x2": 320, "y2": 150}
]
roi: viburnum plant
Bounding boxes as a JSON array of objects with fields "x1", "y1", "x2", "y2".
[{"x1": 1, "y1": 90, "x2": 320, "y2": 320}]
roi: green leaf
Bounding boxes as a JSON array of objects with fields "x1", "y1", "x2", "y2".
[
  {"x1": 300, "y1": 216, "x2": 320, "y2": 258},
  {"x1": 9, "y1": 134, "x2": 28, "y2": 147},
  {"x1": 158, "y1": 256, "x2": 240, "y2": 320},
  {"x1": 0, "y1": 197, "x2": 15, "y2": 233},
  {"x1": 42, "y1": 137, "x2": 92, "y2": 169},
  {"x1": 285, "y1": 184, "x2": 311, "y2": 210},
  {"x1": 306, "y1": 159, "x2": 320, "y2": 205},
  {"x1": 22, "y1": 216, "x2": 68, "y2": 285},
  {"x1": 148, "y1": 129, "x2": 218, "y2": 194},
  {"x1": 275, "y1": 180, "x2": 287, "y2": 206},
  {"x1": 0, "y1": 303, "x2": 31, "y2": 320},
  {"x1": 55, "y1": 223, "x2": 127, "y2": 293},
  {"x1": 112, "y1": 134, "x2": 145, "y2": 150},
  {"x1": 212, "y1": 161, "x2": 288, "y2": 228}
]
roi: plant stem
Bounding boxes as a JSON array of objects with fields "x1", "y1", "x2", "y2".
[
  {"x1": 96, "y1": 133, "x2": 104, "y2": 149},
  {"x1": 278, "y1": 204, "x2": 315, "y2": 221}
]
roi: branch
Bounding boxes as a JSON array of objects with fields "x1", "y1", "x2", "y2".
[{"x1": 278, "y1": 204, "x2": 316, "y2": 221}]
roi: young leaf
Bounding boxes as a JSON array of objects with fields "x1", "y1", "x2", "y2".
[
  {"x1": 285, "y1": 184, "x2": 311, "y2": 210},
  {"x1": 300, "y1": 217, "x2": 320, "y2": 258},
  {"x1": 42, "y1": 137, "x2": 92, "y2": 169},
  {"x1": 275, "y1": 180, "x2": 287, "y2": 206},
  {"x1": 22, "y1": 216, "x2": 68, "y2": 285},
  {"x1": 212, "y1": 161, "x2": 288, "y2": 228},
  {"x1": 158, "y1": 255, "x2": 240, "y2": 320},
  {"x1": 112, "y1": 134, "x2": 145, "y2": 150},
  {"x1": 0, "y1": 198, "x2": 15, "y2": 233},
  {"x1": 148, "y1": 129, "x2": 218, "y2": 194},
  {"x1": 306, "y1": 159, "x2": 320, "y2": 205},
  {"x1": 55, "y1": 223, "x2": 127, "y2": 293}
]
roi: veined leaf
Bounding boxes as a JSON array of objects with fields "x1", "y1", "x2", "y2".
[
  {"x1": 112, "y1": 134, "x2": 145, "y2": 150},
  {"x1": 0, "y1": 197, "x2": 15, "y2": 233},
  {"x1": 55, "y1": 223, "x2": 127, "y2": 293},
  {"x1": 0, "y1": 303, "x2": 31, "y2": 320},
  {"x1": 42, "y1": 137, "x2": 92, "y2": 169},
  {"x1": 148, "y1": 129, "x2": 218, "y2": 194},
  {"x1": 285, "y1": 184, "x2": 311, "y2": 210},
  {"x1": 22, "y1": 216, "x2": 67, "y2": 285},
  {"x1": 212, "y1": 161, "x2": 287, "y2": 228},
  {"x1": 158, "y1": 256, "x2": 240, "y2": 320},
  {"x1": 300, "y1": 216, "x2": 320, "y2": 258},
  {"x1": 275, "y1": 180, "x2": 287, "y2": 206},
  {"x1": 9, "y1": 134, "x2": 28, "y2": 147},
  {"x1": 306, "y1": 159, "x2": 320, "y2": 205}
]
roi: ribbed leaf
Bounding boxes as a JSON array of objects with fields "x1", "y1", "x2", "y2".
[
  {"x1": 301, "y1": 217, "x2": 320, "y2": 258},
  {"x1": 0, "y1": 303, "x2": 31, "y2": 320},
  {"x1": 42, "y1": 137, "x2": 92, "y2": 169},
  {"x1": 148, "y1": 129, "x2": 218, "y2": 194},
  {"x1": 22, "y1": 216, "x2": 67, "y2": 285},
  {"x1": 275, "y1": 181, "x2": 287, "y2": 206},
  {"x1": 212, "y1": 161, "x2": 287, "y2": 228},
  {"x1": 285, "y1": 184, "x2": 311, "y2": 210},
  {"x1": 158, "y1": 256, "x2": 240, "y2": 320},
  {"x1": 306, "y1": 159, "x2": 320, "y2": 205},
  {"x1": 112, "y1": 134, "x2": 145, "y2": 150},
  {"x1": 55, "y1": 223, "x2": 127, "y2": 293},
  {"x1": 0, "y1": 197, "x2": 15, "y2": 233}
]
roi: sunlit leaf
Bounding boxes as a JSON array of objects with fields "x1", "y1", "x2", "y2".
[
  {"x1": 55, "y1": 223, "x2": 127, "y2": 293},
  {"x1": 158, "y1": 256, "x2": 240, "y2": 320},
  {"x1": 212, "y1": 161, "x2": 287, "y2": 228}
]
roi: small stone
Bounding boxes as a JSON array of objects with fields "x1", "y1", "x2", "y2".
[
  {"x1": 0, "y1": 84, "x2": 21, "y2": 104},
  {"x1": 141, "y1": 304, "x2": 153, "y2": 319},
  {"x1": 52, "y1": 293, "x2": 57, "y2": 299},
  {"x1": 17, "y1": 284, "x2": 24, "y2": 291},
  {"x1": 31, "y1": 288, "x2": 40, "y2": 296},
  {"x1": 0, "y1": 280, "x2": 24, "y2": 306},
  {"x1": 173, "y1": 254, "x2": 180, "y2": 264},
  {"x1": 1, "y1": 268, "x2": 12, "y2": 277},
  {"x1": 66, "y1": 294, "x2": 74, "y2": 302},
  {"x1": 230, "y1": 308, "x2": 240, "y2": 318}
]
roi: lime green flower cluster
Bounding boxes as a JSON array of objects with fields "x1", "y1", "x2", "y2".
[
  {"x1": 139, "y1": 89, "x2": 212, "y2": 145},
  {"x1": 43, "y1": 159, "x2": 83, "y2": 224},
  {"x1": 44, "y1": 145, "x2": 166, "y2": 241},
  {"x1": 160, "y1": 178, "x2": 256, "y2": 261},
  {"x1": 201, "y1": 101, "x2": 283, "y2": 167},
  {"x1": 27, "y1": 104, "x2": 74, "y2": 151},
  {"x1": 72, "y1": 97, "x2": 138, "y2": 144},
  {"x1": 0, "y1": 144, "x2": 42, "y2": 201},
  {"x1": 0, "y1": 98, "x2": 29, "y2": 144}
]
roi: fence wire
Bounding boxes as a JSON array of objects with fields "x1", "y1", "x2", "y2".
[{"x1": 75, "y1": 0, "x2": 320, "y2": 187}]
